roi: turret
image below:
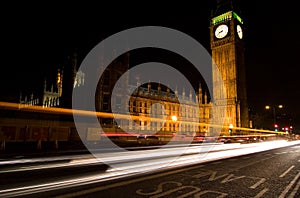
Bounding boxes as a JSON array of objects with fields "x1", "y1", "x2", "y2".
[
  {"x1": 57, "y1": 69, "x2": 63, "y2": 96},
  {"x1": 158, "y1": 83, "x2": 161, "y2": 96},
  {"x1": 204, "y1": 91, "x2": 208, "y2": 104},
  {"x1": 198, "y1": 83, "x2": 203, "y2": 104},
  {"x1": 147, "y1": 82, "x2": 151, "y2": 95},
  {"x1": 167, "y1": 86, "x2": 170, "y2": 97}
]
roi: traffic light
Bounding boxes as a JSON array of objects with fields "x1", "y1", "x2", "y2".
[{"x1": 274, "y1": 124, "x2": 278, "y2": 132}]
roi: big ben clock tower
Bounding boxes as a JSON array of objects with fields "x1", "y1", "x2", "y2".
[{"x1": 210, "y1": 0, "x2": 249, "y2": 132}]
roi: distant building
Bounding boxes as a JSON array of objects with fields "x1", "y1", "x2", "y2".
[{"x1": 19, "y1": 52, "x2": 85, "y2": 109}]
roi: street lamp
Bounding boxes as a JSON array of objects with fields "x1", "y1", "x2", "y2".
[
  {"x1": 171, "y1": 115, "x2": 178, "y2": 122},
  {"x1": 229, "y1": 123, "x2": 233, "y2": 135},
  {"x1": 265, "y1": 105, "x2": 283, "y2": 130},
  {"x1": 171, "y1": 115, "x2": 178, "y2": 134}
]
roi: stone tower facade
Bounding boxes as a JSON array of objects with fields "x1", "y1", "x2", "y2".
[{"x1": 210, "y1": 0, "x2": 249, "y2": 133}]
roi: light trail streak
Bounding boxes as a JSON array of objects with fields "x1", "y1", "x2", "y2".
[
  {"x1": 0, "y1": 140, "x2": 300, "y2": 198},
  {"x1": 0, "y1": 101, "x2": 288, "y2": 135}
]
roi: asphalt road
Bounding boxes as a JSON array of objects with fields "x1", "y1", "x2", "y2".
[
  {"x1": 1, "y1": 141, "x2": 300, "y2": 197},
  {"x1": 52, "y1": 142, "x2": 300, "y2": 198}
]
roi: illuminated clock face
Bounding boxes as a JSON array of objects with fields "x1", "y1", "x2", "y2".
[
  {"x1": 237, "y1": 24, "x2": 243, "y2": 39},
  {"x1": 215, "y1": 24, "x2": 229, "y2": 39}
]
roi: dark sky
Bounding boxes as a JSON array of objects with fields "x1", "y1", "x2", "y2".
[{"x1": 1, "y1": 1, "x2": 299, "y2": 129}]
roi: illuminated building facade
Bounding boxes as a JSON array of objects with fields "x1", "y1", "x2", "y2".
[
  {"x1": 210, "y1": 0, "x2": 249, "y2": 132},
  {"x1": 125, "y1": 83, "x2": 211, "y2": 136},
  {"x1": 19, "y1": 0, "x2": 250, "y2": 137},
  {"x1": 93, "y1": 52, "x2": 212, "y2": 136},
  {"x1": 19, "y1": 70, "x2": 63, "y2": 108}
]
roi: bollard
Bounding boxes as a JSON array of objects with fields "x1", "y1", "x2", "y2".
[
  {"x1": 0, "y1": 140, "x2": 5, "y2": 151},
  {"x1": 37, "y1": 139, "x2": 42, "y2": 150},
  {"x1": 54, "y1": 140, "x2": 58, "y2": 150}
]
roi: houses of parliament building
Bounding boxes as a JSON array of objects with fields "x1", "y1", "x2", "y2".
[{"x1": 19, "y1": 0, "x2": 249, "y2": 137}]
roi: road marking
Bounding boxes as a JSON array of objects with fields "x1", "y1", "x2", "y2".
[
  {"x1": 254, "y1": 188, "x2": 268, "y2": 198},
  {"x1": 149, "y1": 185, "x2": 200, "y2": 198},
  {"x1": 279, "y1": 171, "x2": 300, "y2": 198},
  {"x1": 54, "y1": 165, "x2": 204, "y2": 198},
  {"x1": 135, "y1": 181, "x2": 229, "y2": 198},
  {"x1": 136, "y1": 181, "x2": 182, "y2": 196},
  {"x1": 220, "y1": 174, "x2": 246, "y2": 183},
  {"x1": 193, "y1": 190, "x2": 227, "y2": 198},
  {"x1": 288, "y1": 177, "x2": 300, "y2": 198},
  {"x1": 250, "y1": 178, "x2": 266, "y2": 189},
  {"x1": 275, "y1": 152, "x2": 287, "y2": 155},
  {"x1": 280, "y1": 166, "x2": 295, "y2": 178}
]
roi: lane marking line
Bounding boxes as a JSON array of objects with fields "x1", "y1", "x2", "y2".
[
  {"x1": 288, "y1": 177, "x2": 300, "y2": 198},
  {"x1": 250, "y1": 178, "x2": 266, "y2": 189},
  {"x1": 279, "y1": 171, "x2": 300, "y2": 198},
  {"x1": 254, "y1": 188, "x2": 268, "y2": 198},
  {"x1": 280, "y1": 166, "x2": 295, "y2": 178}
]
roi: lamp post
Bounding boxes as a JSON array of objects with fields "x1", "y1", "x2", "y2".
[
  {"x1": 229, "y1": 123, "x2": 233, "y2": 136},
  {"x1": 171, "y1": 115, "x2": 178, "y2": 122},
  {"x1": 171, "y1": 115, "x2": 178, "y2": 134},
  {"x1": 265, "y1": 105, "x2": 283, "y2": 131}
]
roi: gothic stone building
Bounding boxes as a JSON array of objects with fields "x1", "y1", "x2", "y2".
[
  {"x1": 210, "y1": 0, "x2": 249, "y2": 132},
  {"x1": 20, "y1": 1, "x2": 250, "y2": 137}
]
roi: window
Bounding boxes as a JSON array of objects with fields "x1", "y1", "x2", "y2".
[
  {"x1": 103, "y1": 70, "x2": 110, "y2": 86},
  {"x1": 145, "y1": 102, "x2": 148, "y2": 113},
  {"x1": 103, "y1": 95, "x2": 109, "y2": 111},
  {"x1": 116, "y1": 96, "x2": 121, "y2": 112},
  {"x1": 133, "y1": 101, "x2": 137, "y2": 113}
]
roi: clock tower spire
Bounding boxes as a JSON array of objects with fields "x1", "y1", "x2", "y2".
[{"x1": 210, "y1": 0, "x2": 249, "y2": 134}]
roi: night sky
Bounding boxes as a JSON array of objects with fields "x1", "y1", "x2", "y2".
[{"x1": 1, "y1": 1, "x2": 300, "y2": 130}]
